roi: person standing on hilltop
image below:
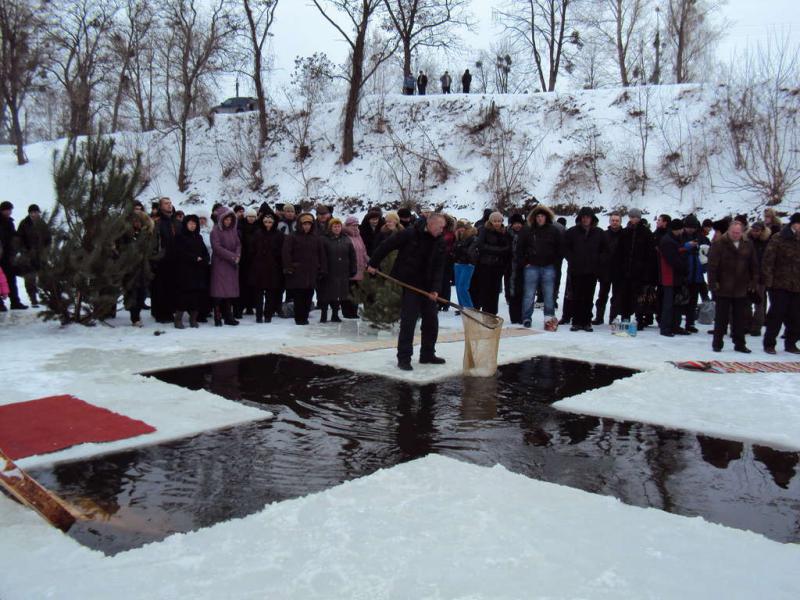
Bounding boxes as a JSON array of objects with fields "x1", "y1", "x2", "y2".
[
  {"x1": 417, "y1": 70, "x2": 428, "y2": 95},
  {"x1": 440, "y1": 71, "x2": 452, "y2": 93},
  {"x1": 462, "y1": 69, "x2": 472, "y2": 93},
  {"x1": 403, "y1": 72, "x2": 415, "y2": 95}
]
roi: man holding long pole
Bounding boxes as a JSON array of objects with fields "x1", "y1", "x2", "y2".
[{"x1": 367, "y1": 213, "x2": 447, "y2": 371}]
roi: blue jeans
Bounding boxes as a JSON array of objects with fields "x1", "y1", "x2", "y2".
[
  {"x1": 523, "y1": 265, "x2": 556, "y2": 321},
  {"x1": 454, "y1": 263, "x2": 475, "y2": 308}
]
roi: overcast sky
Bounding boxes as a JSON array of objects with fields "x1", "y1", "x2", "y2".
[{"x1": 234, "y1": 0, "x2": 799, "y2": 97}]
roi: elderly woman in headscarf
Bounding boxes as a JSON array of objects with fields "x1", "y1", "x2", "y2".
[
  {"x1": 210, "y1": 206, "x2": 242, "y2": 326},
  {"x1": 341, "y1": 215, "x2": 370, "y2": 318}
]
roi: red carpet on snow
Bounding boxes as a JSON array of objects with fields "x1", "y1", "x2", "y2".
[{"x1": 0, "y1": 395, "x2": 156, "y2": 460}]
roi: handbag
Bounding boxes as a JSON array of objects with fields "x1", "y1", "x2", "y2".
[
  {"x1": 697, "y1": 300, "x2": 715, "y2": 325},
  {"x1": 673, "y1": 285, "x2": 690, "y2": 307}
]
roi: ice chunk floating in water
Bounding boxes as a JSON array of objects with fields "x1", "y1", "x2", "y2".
[{"x1": 28, "y1": 354, "x2": 800, "y2": 554}]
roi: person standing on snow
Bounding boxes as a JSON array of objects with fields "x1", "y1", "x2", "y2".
[
  {"x1": 417, "y1": 71, "x2": 428, "y2": 95},
  {"x1": 761, "y1": 212, "x2": 800, "y2": 355},
  {"x1": 563, "y1": 207, "x2": 608, "y2": 332},
  {"x1": 367, "y1": 213, "x2": 448, "y2": 371},
  {"x1": 518, "y1": 205, "x2": 562, "y2": 330},
  {"x1": 440, "y1": 71, "x2": 452, "y2": 93},
  {"x1": 461, "y1": 69, "x2": 472, "y2": 93},
  {"x1": 707, "y1": 220, "x2": 758, "y2": 353}
]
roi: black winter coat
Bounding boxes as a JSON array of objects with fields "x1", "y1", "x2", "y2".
[
  {"x1": 248, "y1": 227, "x2": 284, "y2": 290},
  {"x1": 0, "y1": 215, "x2": 16, "y2": 267},
  {"x1": 282, "y1": 228, "x2": 327, "y2": 290},
  {"x1": 614, "y1": 222, "x2": 654, "y2": 283},
  {"x1": 173, "y1": 228, "x2": 210, "y2": 293},
  {"x1": 564, "y1": 225, "x2": 608, "y2": 276},
  {"x1": 453, "y1": 235, "x2": 478, "y2": 264},
  {"x1": 16, "y1": 216, "x2": 51, "y2": 270},
  {"x1": 320, "y1": 234, "x2": 356, "y2": 302},
  {"x1": 369, "y1": 224, "x2": 446, "y2": 293},
  {"x1": 476, "y1": 227, "x2": 511, "y2": 268},
  {"x1": 516, "y1": 223, "x2": 562, "y2": 267}
]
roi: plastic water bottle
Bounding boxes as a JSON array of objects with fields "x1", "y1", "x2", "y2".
[
  {"x1": 610, "y1": 318, "x2": 619, "y2": 334},
  {"x1": 628, "y1": 319, "x2": 637, "y2": 337}
]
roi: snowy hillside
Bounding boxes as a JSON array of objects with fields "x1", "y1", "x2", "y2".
[{"x1": 2, "y1": 84, "x2": 798, "y2": 222}]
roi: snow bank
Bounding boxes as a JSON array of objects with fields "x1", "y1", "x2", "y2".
[{"x1": 2, "y1": 85, "x2": 797, "y2": 225}]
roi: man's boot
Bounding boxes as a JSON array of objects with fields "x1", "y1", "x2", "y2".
[
  {"x1": 320, "y1": 304, "x2": 328, "y2": 323},
  {"x1": 174, "y1": 311, "x2": 185, "y2": 329},
  {"x1": 331, "y1": 303, "x2": 342, "y2": 323},
  {"x1": 189, "y1": 311, "x2": 199, "y2": 328}
]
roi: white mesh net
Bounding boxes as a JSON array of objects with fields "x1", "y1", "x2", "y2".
[{"x1": 461, "y1": 309, "x2": 504, "y2": 377}]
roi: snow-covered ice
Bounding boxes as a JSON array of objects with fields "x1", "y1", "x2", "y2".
[{"x1": 1, "y1": 454, "x2": 798, "y2": 599}]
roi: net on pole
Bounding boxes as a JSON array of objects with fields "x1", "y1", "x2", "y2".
[{"x1": 461, "y1": 308, "x2": 504, "y2": 377}]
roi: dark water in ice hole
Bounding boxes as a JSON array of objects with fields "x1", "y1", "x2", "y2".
[{"x1": 25, "y1": 354, "x2": 800, "y2": 555}]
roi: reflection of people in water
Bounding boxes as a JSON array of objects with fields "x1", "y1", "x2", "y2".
[
  {"x1": 395, "y1": 383, "x2": 437, "y2": 461},
  {"x1": 697, "y1": 435, "x2": 743, "y2": 469},
  {"x1": 558, "y1": 416, "x2": 598, "y2": 445},
  {"x1": 753, "y1": 445, "x2": 799, "y2": 490},
  {"x1": 460, "y1": 376, "x2": 498, "y2": 423}
]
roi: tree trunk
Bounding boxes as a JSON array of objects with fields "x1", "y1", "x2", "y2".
[
  {"x1": 111, "y1": 64, "x2": 129, "y2": 133},
  {"x1": 341, "y1": 28, "x2": 367, "y2": 165},
  {"x1": 8, "y1": 99, "x2": 27, "y2": 165},
  {"x1": 616, "y1": 1, "x2": 629, "y2": 86},
  {"x1": 178, "y1": 122, "x2": 189, "y2": 191},
  {"x1": 253, "y1": 55, "x2": 268, "y2": 147},
  {"x1": 402, "y1": 38, "x2": 411, "y2": 78}
]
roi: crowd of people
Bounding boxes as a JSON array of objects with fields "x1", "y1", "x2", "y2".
[
  {"x1": 1, "y1": 197, "x2": 799, "y2": 363},
  {"x1": 402, "y1": 69, "x2": 472, "y2": 95}
]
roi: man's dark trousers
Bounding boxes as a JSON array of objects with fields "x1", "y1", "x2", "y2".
[{"x1": 398, "y1": 288, "x2": 438, "y2": 363}]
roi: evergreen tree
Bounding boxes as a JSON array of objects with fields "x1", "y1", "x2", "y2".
[
  {"x1": 351, "y1": 250, "x2": 402, "y2": 328},
  {"x1": 38, "y1": 136, "x2": 150, "y2": 325}
]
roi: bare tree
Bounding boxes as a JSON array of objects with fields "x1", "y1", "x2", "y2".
[
  {"x1": 382, "y1": 0, "x2": 471, "y2": 78},
  {"x1": 0, "y1": 0, "x2": 48, "y2": 164},
  {"x1": 312, "y1": 0, "x2": 397, "y2": 164},
  {"x1": 495, "y1": 0, "x2": 581, "y2": 92},
  {"x1": 109, "y1": 0, "x2": 156, "y2": 132},
  {"x1": 721, "y1": 37, "x2": 800, "y2": 206},
  {"x1": 241, "y1": 0, "x2": 278, "y2": 147},
  {"x1": 665, "y1": 0, "x2": 724, "y2": 84},
  {"x1": 125, "y1": 3, "x2": 159, "y2": 131},
  {"x1": 46, "y1": 0, "x2": 119, "y2": 140},
  {"x1": 160, "y1": 0, "x2": 237, "y2": 191},
  {"x1": 580, "y1": 0, "x2": 650, "y2": 86}
]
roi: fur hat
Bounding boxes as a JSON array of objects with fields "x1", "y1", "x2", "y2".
[
  {"x1": 328, "y1": 217, "x2": 343, "y2": 228},
  {"x1": 397, "y1": 208, "x2": 412, "y2": 219},
  {"x1": 315, "y1": 204, "x2": 330, "y2": 215},
  {"x1": 298, "y1": 212, "x2": 314, "y2": 225},
  {"x1": 712, "y1": 218, "x2": 730, "y2": 234},
  {"x1": 628, "y1": 208, "x2": 642, "y2": 219},
  {"x1": 509, "y1": 213, "x2": 525, "y2": 225},
  {"x1": 245, "y1": 207, "x2": 258, "y2": 218},
  {"x1": 790, "y1": 212, "x2": 800, "y2": 225}
]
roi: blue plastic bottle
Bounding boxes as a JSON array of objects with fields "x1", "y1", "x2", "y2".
[{"x1": 628, "y1": 319, "x2": 637, "y2": 337}]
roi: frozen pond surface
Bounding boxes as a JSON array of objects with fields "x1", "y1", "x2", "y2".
[{"x1": 28, "y1": 354, "x2": 800, "y2": 554}]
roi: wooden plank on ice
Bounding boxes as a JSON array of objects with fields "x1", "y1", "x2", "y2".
[{"x1": 0, "y1": 448, "x2": 77, "y2": 532}]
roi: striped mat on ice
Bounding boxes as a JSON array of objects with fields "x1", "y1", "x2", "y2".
[{"x1": 671, "y1": 360, "x2": 800, "y2": 374}]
